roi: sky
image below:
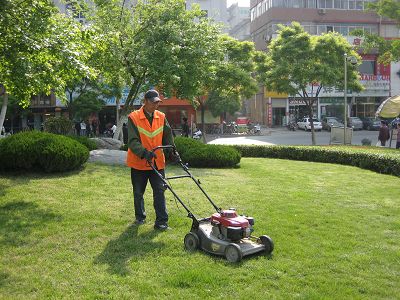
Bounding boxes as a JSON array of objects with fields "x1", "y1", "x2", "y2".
[{"x1": 227, "y1": 0, "x2": 250, "y2": 8}]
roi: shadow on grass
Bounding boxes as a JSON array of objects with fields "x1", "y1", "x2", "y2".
[
  {"x1": 94, "y1": 225, "x2": 164, "y2": 276},
  {"x1": 0, "y1": 201, "x2": 61, "y2": 247}
]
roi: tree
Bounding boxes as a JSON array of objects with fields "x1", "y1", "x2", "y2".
[
  {"x1": 0, "y1": 0, "x2": 94, "y2": 132},
  {"x1": 258, "y1": 23, "x2": 363, "y2": 145},
  {"x1": 87, "y1": 0, "x2": 223, "y2": 139},
  {"x1": 355, "y1": 0, "x2": 400, "y2": 63},
  {"x1": 205, "y1": 36, "x2": 259, "y2": 120}
]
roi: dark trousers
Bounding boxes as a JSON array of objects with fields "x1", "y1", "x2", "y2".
[
  {"x1": 396, "y1": 141, "x2": 400, "y2": 149},
  {"x1": 131, "y1": 168, "x2": 168, "y2": 225}
]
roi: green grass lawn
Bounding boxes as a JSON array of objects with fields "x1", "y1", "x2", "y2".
[{"x1": 1, "y1": 159, "x2": 399, "y2": 299}]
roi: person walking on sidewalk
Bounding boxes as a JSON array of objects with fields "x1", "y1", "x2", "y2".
[
  {"x1": 396, "y1": 122, "x2": 400, "y2": 149},
  {"x1": 378, "y1": 120, "x2": 390, "y2": 147},
  {"x1": 126, "y1": 89, "x2": 175, "y2": 230}
]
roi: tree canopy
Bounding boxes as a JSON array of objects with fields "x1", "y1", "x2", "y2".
[
  {"x1": 206, "y1": 36, "x2": 259, "y2": 118},
  {"x1": 88, "y1": 0, "x2": 223, "y2": 113},
  {"x1": 259, "y1": 22, "x2": 362, "y2": 144},
  {"x1": 0, "y1": 0, "x2": 94, "y2": 132},
  {"x1": 356, "y1": 0, "x2": 400, "y2": 63}
]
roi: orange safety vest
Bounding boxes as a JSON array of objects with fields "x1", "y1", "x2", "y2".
[{"x1": 126, "y1": 107, "x2": 166, "y2": 170}]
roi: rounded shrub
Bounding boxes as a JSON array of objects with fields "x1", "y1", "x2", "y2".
[
  {"x1": 0, "y1": 130, "x2": 89, "y2": 173},
  {"x1": 67, "y1": 135, "x2": 98, "y2": 151},
  {"x1": 174, "y1": 137, "x2": 241, "y2": 168}
]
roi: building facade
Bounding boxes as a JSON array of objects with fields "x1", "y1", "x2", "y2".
[
  {"x1": 249, "y1": 0, "x2": 400, "y2": 126},
  {"x1": 228, "y1": 3, "x2": 251, "y2": 41}
]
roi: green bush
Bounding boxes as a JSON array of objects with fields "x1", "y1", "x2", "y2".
[
  {"x1": 0, "y1": 131, "x2": 89, "y2": 173},
  {"x1": 44, "y1": 116, "x2": 74, "y2": 135},
  {"x1": 67, "y1": 135, "x2": 98, "y2": 151},
  {"x1": 233, "y1": 145, "x2": 400, "y2": 177},
  {"x1": 175, "y1": 137, "x2": 241, "y2": 168},
  {"x1": 120, "y1": 137, "x2": 241, "y2": 168}
]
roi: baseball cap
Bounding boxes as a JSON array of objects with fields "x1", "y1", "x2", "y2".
[{"x1": 144, "y1": 89, "x2": 162, "y2": 103}]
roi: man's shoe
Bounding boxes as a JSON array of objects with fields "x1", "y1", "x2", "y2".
[
  {"x1": 134, "y1": 219, "x2": 145, "y2": 225},
  {"x1": 154, "y1": 224, "x2": 170, "y2": 231}
]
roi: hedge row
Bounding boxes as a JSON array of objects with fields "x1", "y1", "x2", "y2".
[
  {"x1": 233, "y1": 145, "x2": 400, "y2": 177},
  {"x1": 174, "y1": 137, "x2": 241, "y2": 168},
  {"x1": 120, "y1": 137, "x2": 241, "y2": 168},
  {"x1": 0, "y1": 131, "x2": 89, "y2": 173}
]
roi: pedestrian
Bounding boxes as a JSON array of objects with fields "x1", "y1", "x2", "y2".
[
  {"x1": 396, "y1": 122, "x2": 400, "y2": 149},
  {"x1": 80, "y1": 120, "x2": 86, "y2": 137},
  {"x1": 181, "y1": 117, "x2": 189, "y2": 137},
  {"x1": 126, "y1": 89, "x2": 175, "y2": 230},
  {"x1": 378, "y1": 120, "x2": 390, "y2": 147},
  {"x1": 122, "y1": 123, "x2": 128, "y2": 144},
  {"x1": 92, "y1": 121, "x2": 97, "y2": 137},
  {"x1": 75, "y1": 122, "x2": 81, "y2": 136},
  {"x1": 111, "y1": 123, "x2": 117, "y2": 138},
  {"x1": 86, "y1": 120, "x2": 91, "y2": 137}
]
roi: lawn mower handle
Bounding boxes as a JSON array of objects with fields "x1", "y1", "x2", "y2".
[{"x1": 146, "y1": 145, "x2": 221, "y2": 217}]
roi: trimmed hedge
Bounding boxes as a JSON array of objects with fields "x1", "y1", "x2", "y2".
[
  {"x1": 174, "y1": 137, "x2": 241, "y2": 168},
  {"x1": 0, "y1": 131, "x2": 89, "y2": 173},
  {"x1": 67, "y1": 135, "x2": 98, "y2": 151},
  {"x1": 233, "y1": 145, "x2": 400, "y2": 177},
  {"x1": 120, "y1": 137, "x2": 241, "y2": 168}
]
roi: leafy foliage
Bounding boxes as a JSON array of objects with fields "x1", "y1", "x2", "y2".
[
  {"x1": 88, "y1": 0, "x2": 223, "y2": 113},
  {"x1": 43, "y1": 117, "x2": 74, "y2": 135},
  {"x1": 174, "y1": 137, "x2": 241, "y2": 168},
  {"x1": 355, "y1": 0, "x2": 400, "y2": 63},
  {"x1": 206, "y1": 37, "x2": 259, "y2": 117},
  {"x1": 0, "y1": 131, "x2": 89, "y2": 172},
  {"x1": 0, "y1": 0, "x2": 94, "y2": 104}
]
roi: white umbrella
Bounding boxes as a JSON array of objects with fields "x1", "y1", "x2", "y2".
[{"x1": 376, "y1": 95, "x2": 400, "y2": 118}]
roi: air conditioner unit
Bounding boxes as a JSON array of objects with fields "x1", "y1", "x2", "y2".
[
  {"x1": 263, "y1": 34, "x2": 271, "y2": 42},
  {"x1": 318, "y1": 8, "x2": 326, "y2": 15}
]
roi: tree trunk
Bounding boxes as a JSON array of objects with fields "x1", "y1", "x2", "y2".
[
  {"x1": 0, "y1": 92, "x2": 8, "y2": 135},
  {"x1": 201, "y1": 103, "x2": 206, "y2": 143},
  {"x1": 308, "y1": 102, "x2": 316, "y2": 145}
]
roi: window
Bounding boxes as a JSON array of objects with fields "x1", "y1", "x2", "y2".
[{"x1": 359, "y1": 61, "x2": 375, "y2": 74}]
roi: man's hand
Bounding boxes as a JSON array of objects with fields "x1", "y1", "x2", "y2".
[
  {"x1": 143, "y1": 150, "x2": 157, "y2": 161},
  {"x1": 169, "y1": 150, "x2": 181, "y2": 163}
]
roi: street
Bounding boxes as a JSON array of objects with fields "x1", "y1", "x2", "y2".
[{"x1": 207, "y1": 127, "x2": 398, "y2": 148}]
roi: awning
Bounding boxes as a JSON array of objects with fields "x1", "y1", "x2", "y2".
[{"x1": 376, "y1": 95, "x2": 400, "y2": 118}]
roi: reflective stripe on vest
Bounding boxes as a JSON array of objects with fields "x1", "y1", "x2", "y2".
[{"x1": 126, "y1": 107, "x2": 166, "y2": 170}]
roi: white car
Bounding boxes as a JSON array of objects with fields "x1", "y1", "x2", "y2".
[{"x1": 297, "y1": 117, "x2": 322, "y2": 131}]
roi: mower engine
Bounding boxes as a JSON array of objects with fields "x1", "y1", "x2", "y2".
[{"x1": 210, "y1": 209, "x2": 254, "y2": 241}]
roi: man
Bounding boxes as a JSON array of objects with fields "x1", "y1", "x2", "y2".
[
  {"x1": 126, "y1": 89, "x2": 174, "y2": 230},
  {"x1": 378, "y1": 120, "x2": 390, "y2": 147},
  {"x1": 181, "y1": 117, "x2": 189, "y2": 137}
]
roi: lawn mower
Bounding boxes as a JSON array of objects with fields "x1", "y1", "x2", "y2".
[{"x1": 147, "y1": 145, "x2": 274, "y2": 263}]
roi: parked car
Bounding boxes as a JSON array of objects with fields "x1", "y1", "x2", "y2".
[
  {"x1": 360, "y1": 117, "x2": 381, "y2": 131},
  {"x1": 297, "y1": 117, "x2": 322, "y2": 131},
  {"x1": 321, "y1": 117, "x2": 344, "y2": 131},
  {"x1": 347, "y1": 117, "x2": 363, "y2": 130}
]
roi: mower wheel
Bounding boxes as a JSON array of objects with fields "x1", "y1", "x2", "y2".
[
  {"x1": 259, "y1": 235, "x2": 274, "y2": 254},
  {"x1": 224, "y1": 243, "x2": 243, "y2": 263},
  {"x1": 184, "y1": 232, "x2": 199, "y2": 252}
]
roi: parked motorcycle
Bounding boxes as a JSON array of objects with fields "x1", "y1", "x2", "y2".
[
  {"x1": 192, "y1": 129, "x2": 202, "y2": 140},
  {"x1": 287, "y1": 121, "x2": 298, "y2": 131},
  {"x1": 248, "y1": 123, "x2": 261, "y2": 135}
]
